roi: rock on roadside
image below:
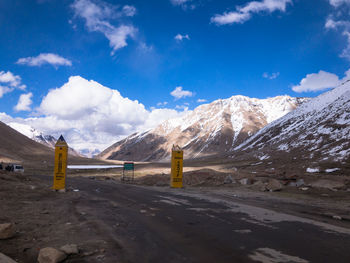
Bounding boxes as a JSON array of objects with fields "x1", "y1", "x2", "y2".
[
  {"x1": 0, "y1": 223, "x2": 15, "y2": 239},
  {"x1": 60, "y1": 244, "x2": 79, "y2": 255},
  {"x1": 239, "y1": 178, "x2": 253, "y2": 185},
  {"x1": 38, "y1": 247, "x2": 66, "y2": 263},
  {"x1": 0, "y1": 252, "x2": 17, "y2": 263},
  {"x1": 266, "y1": 179, "x2": 283, "y2": 192}
]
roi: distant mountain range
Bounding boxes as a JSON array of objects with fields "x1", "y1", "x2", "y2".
[{"x1": 98, "y1": 95, "x2": 308, "y2": 161}]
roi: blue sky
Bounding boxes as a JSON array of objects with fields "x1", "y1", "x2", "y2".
[{"x1": 0, "y1": 0, "x2": 349, "y2": 152}]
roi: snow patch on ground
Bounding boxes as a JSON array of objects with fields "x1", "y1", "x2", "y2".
[{"x1": 306, "y1": 168, "x2": 319, "y2": 173}]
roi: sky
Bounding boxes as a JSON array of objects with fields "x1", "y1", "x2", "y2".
[{"x1": 0, "y1": 0, "x2": 349, "y2": 154}]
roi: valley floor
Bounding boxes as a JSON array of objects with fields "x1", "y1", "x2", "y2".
[{"x1": 1, "y1": 171, "x2": 350, "y2": 262}]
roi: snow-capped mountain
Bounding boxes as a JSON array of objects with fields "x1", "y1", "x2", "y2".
[
  {"x1": 98, "y1": 95, "x2": 307, "y2": 161},
  {"x1": 7, "y1": 123, "x2": 81, "y2": 157},
  {"x1": 235, "y1": 81, "x2": 350, "y2": 164},
  {"x1": 8, "y1": 123, "x2": 57, "y2": 148}
]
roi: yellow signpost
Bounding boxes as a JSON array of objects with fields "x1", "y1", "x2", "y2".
[
  {"x1": 53, "y1": 135, "x2": 68, "y2": 190},
  {"x1": 170, "y1": 145, "x2": 183, "y2": 188}
]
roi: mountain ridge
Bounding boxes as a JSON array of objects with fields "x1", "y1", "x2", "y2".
[{"x1": 98, "y1": 95, "x2": 308, "y2": 162}]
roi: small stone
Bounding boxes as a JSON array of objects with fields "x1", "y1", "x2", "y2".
[
  {"x1": 60, "y1": 244, "x2": 79, "y2": 255},
  {"x1": 224, "y1": 175, "x2": 234, "y2": 184},
  {"x1": 58, "y1": 189, "x2": 66, "y2": 193},
  {"x1": 0, "y1": 223, "x2": 15, "y2": 239},
  {"x1": 239, "y1": 178, "x2": 253, "y2": 185},
  {"x1": 38, "y1": 247, "x2": 67, "y2": 263},
  {"x1": 0, "y1": 252, "x2": 17, "y2": 263},
  {"x1": 333, "y1": 215, "x2": 342, "y2": 220},
  {"x1": 266, "y1": 179, "x2": 283, "y2": 192},
  {"x1": 300, "y1": 187, "x2": 309, "y2": 191}
]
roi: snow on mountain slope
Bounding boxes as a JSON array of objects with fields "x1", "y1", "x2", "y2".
[
  {"x1": 98, "y1": 95, "x2": 307, "y2": 162},
  {"x1": 7, "y1": 122, "x2": 81, "y2": 157},
  {"x1": 235, "y1": 80, "x2": 350, "y2": 163},
  {"x1": 8, "y1": 122, "x2": 56, "y2": 148}
]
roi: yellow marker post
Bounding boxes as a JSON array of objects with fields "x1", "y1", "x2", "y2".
[
  {"x1": 53, "y1": 135, "x2": 68, "y2": 190},
  {"x1": 170, "y1": 145, "x2": 183, "y2": 188}
]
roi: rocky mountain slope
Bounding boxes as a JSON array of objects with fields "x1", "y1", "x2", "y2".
[
  {"x1": 98, "y1": 95, "x2": 307, "y2": 162},
  {"x1": 0, "y1": 121, "x2": 96, "y2": 174},
  {"x1": 7, "y1": 122, "x2": 81, "y2": 157},
  {"x1": 0, "y1": 121, "x2": 55, "y2": 165},
  {"x1": 234, "y1": 81, "x2": 350, "y2": 168}
]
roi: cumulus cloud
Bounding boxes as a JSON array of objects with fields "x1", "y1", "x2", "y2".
[
  {"x1": 0, "y1": 70, "x2": 26, "y2": 98},
  {"x1": 211, "y1": 0, "x2": 292, "y2": 25},
  {"x1": 17, "y1": 53, "x2": 72, "y2": 67},
  {"x1": 170, "y1": 86, "x2": 194, "y2": 100},
  {"x1": 175, "y1": 34, "x2": 190, "y2": 41},
  {"x1": 0, "y1": 86, "x2": 13, "y2": 98},
  {"x1": 291, "y1": 70, "x2": 348, "y2": 93},
  {"x1": 71, "y1": 0, "x2": 137, "y2": 54},
  {"x1": 0, "y1": 71, "x2": 22, "y2": 87},
  {"x1": 2, "y1": 76, "x2": 186, "y2": 153},
  {"x1": 14, "y1": 93, "x2": 33, "y2": 112},
  {"x1": 263, "y1": 72, "x2": 280, "y2": 79}
]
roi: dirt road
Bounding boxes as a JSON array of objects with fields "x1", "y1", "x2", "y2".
[{"x1": 1, "y1": 173, "x2": 350, "y2": 262}]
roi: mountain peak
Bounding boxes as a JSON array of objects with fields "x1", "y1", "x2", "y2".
[{"x1": 98, "y1": 94, "x2": 306, "y2": 162}]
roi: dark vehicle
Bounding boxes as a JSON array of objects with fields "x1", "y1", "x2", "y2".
[
  {"x1": 5, "y1": 164, "x2": 24, "y2": 173},
  {"x1": 5, "y1": 165, "x2": 14, "y2": 172}
]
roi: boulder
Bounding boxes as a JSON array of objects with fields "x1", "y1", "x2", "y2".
[
  {"x1": 253, "y1": 180, "x2": 267, "y2": 192},
  {"x1": 0, "y1": 253, "x2": 17, "y2": 263},
  {"x1": 38, "y1": 247, "x2": 66, "y2": 263},
  {"x1": 0, "y1": 223, "x2": 15, "y2": 239},
  {"x1": 60, "y1": 244, "x2": 79, "y2": 255},
  {"x1": 266, "y1": 179, "x2": 283, "y2": 192}
]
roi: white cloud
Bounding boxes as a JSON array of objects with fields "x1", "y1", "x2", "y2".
[
  {"x1": 0, "y1": 71, "x2": 22, "y2": 87},
  {"x1": 170, "y1": 0, "x2": 196, "y2": 10},
  {"x1": 0, "y1": 86, "x2": 13, "y2": 98},
  {"x1": 175, "y1": 34, "x2": 190, "y2": 41},
  {"x1": 2, "y1": 76, "x2": 186, "y2": 153},
  {"x1": 14, "y1": 93, "x2": 33, "y2": 112},
  {"x1": 157, "y1": 101, "x2": 168, "y2": 106},
  {"x1": 170, "y1": 86, "x2": 194, "y2": 100},
  {"x1": 329, "y1": 0, "x2": 350, "y2": 7},
  {"x1": 175, "y1": 105, "x2": 189, "y2": 111},
  {"x1": 340, "y1": 31, "x2": 350, "y2": 60},
  {"x1": 211, "y1": 0, "x2": 292, "y2": 25},
  {"x1": 197, "y1": 98, "x2": 207, "y2": 103},
  {"x1": 71, "y1": 0, "x2": 137, "y2": 54},
  {"x1": 263, "y1": 72, "x2": 280, "y2": 79},
  {"x1": 325, "y1": 18, "x2": 350, "y2": 30},
  {"x1": 325, "y1": 1, "x2": 350, "y2": 61},
  {"x1": 170, "y1": 0, "x2": 190, "y2": 5},
  {"x1": 292, "y1": 70, "x2": 341, "y2": 93},
  {"x1": 17, "y1": 53, "x2": 72, "y2": 67},
  {"x1": 0, "y1": 70, "x2": 26, "y2": 98},
  {"x1": 122, "y1": 5, "x2": 136, "y2": 17}
]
